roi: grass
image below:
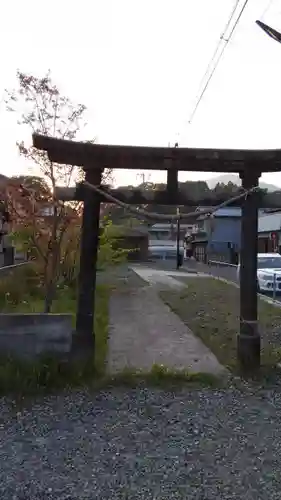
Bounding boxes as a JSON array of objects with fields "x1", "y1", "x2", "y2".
[
  {"x1": 0, "y1": 261, "x2": 110, "y2": 395},
  {"x1": 0, "y1": 284, "x2": 110, "y2": 396},
  {"x1": 0, "y1": 265, "x2": 218, "y2": 397},
  {"x1": 104, "y1": 364, "x2": 221, "y2": 389},
  {"x1": 160, "y1": 277, "x2": 281, "y2": 373}
]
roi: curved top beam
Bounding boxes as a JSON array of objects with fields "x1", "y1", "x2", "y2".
[{"x1": 32, "y1": 133, "x2": 281, "y2": 173}]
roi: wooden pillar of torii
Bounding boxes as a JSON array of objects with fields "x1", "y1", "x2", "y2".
[
  {"x1": 75, "y1": 168, "x2": 103, "y2": 350},
  {"x1": 75, "y1": 167, "x2": 180, "y2": 349},
  {"x1": 32, "y1": 133, "x2": 281, "y2": 372},
  {"x1": 238, "y1": 166, "x2": 261, "y2": 370}
]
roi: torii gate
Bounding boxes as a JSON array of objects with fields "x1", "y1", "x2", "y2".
[{"x1": 33, "y1": 133, "x2": 281, "y2": 371}]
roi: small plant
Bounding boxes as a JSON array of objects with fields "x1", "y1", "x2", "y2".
[
  {"x1": 97, "y1": 219, "x2": 131, "y2": 271},
  {"x1": 0, "y1": 263, "x2": 43, "y2": 310},
  {"x1": 105, "y1": 364, "x2": 220, "y2": 389}
]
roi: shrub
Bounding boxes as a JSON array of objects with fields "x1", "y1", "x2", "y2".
[{"x1": 0, "y1": 263, "x2": 43, "y2": 310}]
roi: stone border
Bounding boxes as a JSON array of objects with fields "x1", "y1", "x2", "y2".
[{"x1": 0, "y1": 313, "x2": 73, "y2": 359}]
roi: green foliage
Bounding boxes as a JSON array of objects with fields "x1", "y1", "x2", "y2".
[
  {"x1": 10, "y1": 227, "x2": 37, "y2": 258},
  {"x1": 97, "y1": 219, "x2": 131, "y2": 271},
  {"x1": 0, "y1": 264, "x2": 43, "y2": 310},
  {"x1": 213, "y1": 181, "x2": 239, "y2": 196},
  {"x1": 8, "y1": 214, "x2": 130, "y2": 304},
  {"x1": 52, "y1": 218, "x2": 131, "y2": 288},
  {"x1": 101, "y1": 179, "x2": 242, "y2": 224},
  {"x1": 105, "y1": 364, "x2": 220, "y2": 388}
]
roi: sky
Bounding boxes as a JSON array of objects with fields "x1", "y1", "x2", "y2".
[{"x1": 1, "y1": 0, "x2": 281, "y2": 187}]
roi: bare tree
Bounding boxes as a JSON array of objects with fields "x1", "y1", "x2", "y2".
[
  {"x1": 5, "y1": 71, "x2": 90, "y2": 311},
  {"x1": 6, "y1": 70, "x2": 88, "y2": 186}
]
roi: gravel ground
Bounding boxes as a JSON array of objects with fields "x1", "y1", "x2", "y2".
[{"x1": 1, "y1": 385, "x2": 281, "y2": 499}]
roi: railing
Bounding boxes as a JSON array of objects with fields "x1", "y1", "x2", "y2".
[
  {"x1": 208, "y1": 260, "x2": 237, "y2": 268},
  {"x1": 0, "y1": 261, "x2": 31, "y2": 278},
  {"x1": 194, "y1": 259, "x2": 238, "y2": 284},
  {"x1": 207, "y1": 249, "x2": 239, "y2": 267}
]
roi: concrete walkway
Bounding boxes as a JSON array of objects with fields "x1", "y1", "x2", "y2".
[
  {"x1": 107, "y1": 267, "x2": 225, "y2": 376},
  {"x1": 130, "y1": 265, "x2": 210, "y2": 289}
]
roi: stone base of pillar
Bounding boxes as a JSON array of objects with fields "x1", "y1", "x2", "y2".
[{"x1": 237, "y1": 327, "x2": 261, "y2": 372}]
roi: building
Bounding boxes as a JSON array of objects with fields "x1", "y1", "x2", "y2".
[
  {"x1": 191, "y1": 208, "x2": 281, "y2": 263},
  {"x1": 191, "y1": 207, "x2": 242, "y2": 263},
  {"x1": 258, "y1": 212, "x2": 281, "y2": 253},
  {"x1": 148, "y1": 223, "x2": 195, "y2": 247}
]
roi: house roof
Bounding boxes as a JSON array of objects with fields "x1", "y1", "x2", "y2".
[
  {"x1": 213, "y1": 208, "x2": 242, "y2": 217},
  {"x1": 196, "y1": 207, "x2": 242, "y2": 219},
  {"x1": 258, "y1": 213, "x2": 281, "y2": 233},
  {"x1": 150, "y1": 223, "x2": 194, "y2": 229},
  {"x1": 105, "y1": 224, "x2": 148, "y2": 238},
  {"x1": 197, "y1": 207, "x2": 268, "y2": 219}
]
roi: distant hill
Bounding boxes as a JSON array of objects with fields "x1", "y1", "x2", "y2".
[{"x1": 207, "y1": 174, "x2": 279, "y2": 192}]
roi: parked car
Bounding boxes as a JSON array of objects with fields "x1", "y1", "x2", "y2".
[{"x1": 237, "y1": 252, "x2": 281, "y2": 292}]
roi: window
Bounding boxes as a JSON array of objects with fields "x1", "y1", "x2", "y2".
[{"x1": 257, "y1": 256, "x2": 281, "y2": 269}]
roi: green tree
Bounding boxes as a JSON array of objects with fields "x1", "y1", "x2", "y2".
[{"x1": 213, "y1": 181, "x2": 239, "y2": 196}]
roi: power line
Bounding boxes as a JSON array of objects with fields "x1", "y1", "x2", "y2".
[
  {"x1": 175, "y1": 0, "x2": 243, "y2": 145},
  {"x1": 176, "y1": 0, "x2": 273, "y2": 145},
  {"x1": 188, "y1": 0, "x2": 250, "y2": 126},
  {"x1": 195, "y1": 0, "x2": 241, "y2": 104}
]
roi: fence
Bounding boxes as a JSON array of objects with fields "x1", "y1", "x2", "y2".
[
  {"x1": 0, "y1": 261, "x2": 31, "y2": 278},
  {"x1": 208, "y1": 259, "x2": 237, "y2": 269},
  {"x1": 185, "y1": 258, "x2": 239, "y2": 284}
]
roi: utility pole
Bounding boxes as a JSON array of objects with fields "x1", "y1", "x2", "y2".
[
  {"x1": 137, "y1": 172, "x2": 152, "y2": 185},
  {"x1": 256, "y1": 20, "x2": 281, "y2": 44},
  {"x1": 137, "y1": 173, "x2": 145, "y2": 185},
  {"x1": 176, "y1": 207, "x2": 181, "y2": 270},
  {"x1": 173, "y1": 142, "x2": 181, "y2": 270}
]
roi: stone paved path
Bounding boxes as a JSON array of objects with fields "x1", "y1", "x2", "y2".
[{"x1": 107, "y1": 267, "x2": 225, "y2": 375}]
